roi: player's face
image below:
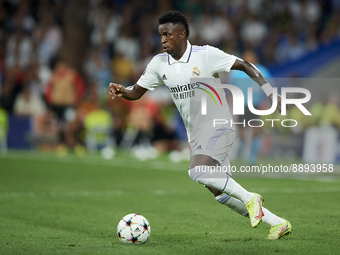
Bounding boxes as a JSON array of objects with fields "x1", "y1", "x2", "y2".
[{"x1": 158, "y1": 23, "x2": 186, "y2": 60}]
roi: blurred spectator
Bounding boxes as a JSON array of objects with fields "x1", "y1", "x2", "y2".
[
  {"x1": 5, "y1": 28, "x2": 33, "y2": 69},
  {"x1": 0, "y1": 101, "x2": 8, "y2": 153},
  {"x1": 9, "y1": 0, "x2": 36, "y2": 33},
  {"x1": 85, "y1": 48, "x2": 112, "y2": 98},
  {"x1": 119, "y1": 93, "x2": 179, "y2": 154},
  {"x1": 308, "y1": 93, "x2": 340, "y2": 128},
  {"x1": 33, "y1": 13, "x2": 62, "y2": 66},
  {"x1": 13, "y1": 84, "x2": 47, "y2": 117},
  {"x1": 0, "y1": 64, "x2": 25, "y2": 113},
  {"x1": 131, "y1": 43, "x2": 153, "y2": 83},
  {"x1": 303, "y1": 93, "x2": 340, "y2": 163},
  {"x1": 105, "y1": 93, "x2": 130, "y2": 147},
  {"x1": 26, "y1": 60, "x2": 52, "y2": 96},
  {"x1": 275, "y1": 32, "x2": 307, "y2": 63},
  {"x1": 111, "y1": 52, "x2": 134, "y2": 86},
  {"x1": 114, "y1": 25, "x2": 139, "y2": 62},
  {"x1": 240, "y1": 14, "x2": 268, "y2": 49},
  {"x1": 76, "y1": 84, "x2": 115, "y2": 156},
  {"x1": 303, "y1": 0, "x2": 322, "y2": 24},
  {"x1": 84, "y1": 106, "x2": 114, "y2": 152},
  {"x1": 43, "y1": 61, "x2": 86, "y2": 154},
  {"x1": 31, "y1": 110, "x2": 57, "y2": 149},
  {"x1": 120, "y1": 95, "x2": 157, "y2": 150},
  {"x1": 44, "y1": 61, "x2": 86, "y2": 121},
  {"x1": 88, "y1": 3, "x2": 122, "y2": 47},
  {"x1": 62, "y1": 107, "x2": 85, "y2": 155},
  {"x1": 197, "y1": 10, "x2": 234, "y2": 46},
  {"x1": 0, "y1": 79, "x2": 16, "y2": 112}
]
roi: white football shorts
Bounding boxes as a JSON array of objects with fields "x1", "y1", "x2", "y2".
[{"x1": 189, "y1": 126, "x2": 236, "y2": 167}]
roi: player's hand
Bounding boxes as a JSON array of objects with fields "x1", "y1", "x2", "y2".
[{"x1": 108, "y1": 83, "x2": 125, "y2": 99}]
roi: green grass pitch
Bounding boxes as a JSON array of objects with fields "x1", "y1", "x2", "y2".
[{"x1": 0, "y1": 150, "x2": 339, "y2": 255}]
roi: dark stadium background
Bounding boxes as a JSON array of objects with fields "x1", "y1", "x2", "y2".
[{"x1": 0, "y1": 0, "x2": 339, "y2": 163}]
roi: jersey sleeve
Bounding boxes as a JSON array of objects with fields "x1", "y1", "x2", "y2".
[
  {"x1": 136, "y1": 58, "x2": 164, "y2": 91},
  {"x1": 206, "y1": 45, "x2": 237, "y2": 74}
]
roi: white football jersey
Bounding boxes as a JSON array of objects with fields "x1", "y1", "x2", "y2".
[{"x1": 137, "y1": 41, "x2": 237, "y2": 142}]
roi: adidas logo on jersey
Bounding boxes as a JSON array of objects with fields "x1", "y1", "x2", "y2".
[
  {"x1": 162, "y1": 74, "x2": 167, "y2": 80},
  {"x1": 197, "y1": 145, "x2": 202, "y2": 150}
]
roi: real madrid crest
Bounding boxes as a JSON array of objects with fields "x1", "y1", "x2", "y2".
[{"x1": 192, "y1": 67, "x2": 200, "y2": 77}]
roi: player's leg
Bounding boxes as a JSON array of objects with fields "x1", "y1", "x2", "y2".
[
  {"x1": 204, "y1": 179, "x2": 248, "y2": 217},
  {"x1": 214, "y1": 191, "x2": 249, "y2": 217},
  {"x1": 213, "y1": 189, "x2": 287, "y2": 226},
  {"x1": 214, "y1": 190, "x2": 291, "y2": 239},
  {"x1": 210, "y1": 184, "x2": 286, "y2": 227},
  {"x1": 208, "y1": 153, "x2": 290, "y2": 238},
  {"x1": 214, "y1": 162, "x2": 290, "y2": 235},
  {"x1": 188, "y1": 156, "x2": 263, "y2": 227},
  {"x1": 188, "y1": 128, "x2": 291, "y2": 236},
  {"x1": 188, "y1": 128, "x2": 263, "y2": 227},
  {"x1": 189, "y1": 160, "x2": 256, "y2": 204},
  {"x1": 188, "y1": 155, "x2": 292, "y2": 237},
  {"x1": 202, "y1": 152, "x2": 248, "y2": 218},
  {"x1": 207, "y1": 181, "x2": 284, "y2": 227}
]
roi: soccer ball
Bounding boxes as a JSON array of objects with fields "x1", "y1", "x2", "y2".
[{"x1": 117, "y1": 213, "x2": 151, "y2": 244}]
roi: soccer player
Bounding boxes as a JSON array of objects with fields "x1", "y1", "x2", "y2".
[{"x1": 108, "y1": 10, "x2": 292, "y2": 240}]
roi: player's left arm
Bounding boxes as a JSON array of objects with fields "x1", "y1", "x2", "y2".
[{"x1": 231, "y1": 58, "x2": 281, "y2": 112}]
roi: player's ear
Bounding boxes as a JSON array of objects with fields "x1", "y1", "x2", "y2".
[{"x1": 180, "y1": 30, "x2": 186, "y2": 39}]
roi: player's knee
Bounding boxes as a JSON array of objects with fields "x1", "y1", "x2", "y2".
[
  {"x1": 188, "y1": 166, "x2": 202, "y2": 181},
  {"x1": 188, "y1": 165, "x2": 229, "y2": 191},
  {"x1": 188, "y1": 166, "x2": 209, "y2": 185},
  {"x1": 188, "y1": 168, "x2": 195, "y2": 180}
]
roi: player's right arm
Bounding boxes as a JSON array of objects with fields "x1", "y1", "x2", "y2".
[
  {"x1": 109, "y1": 54, "x2": 164, "y2": 100},
  {"x1": 108, "y1": 83, "x2": 148, "y2": 100}
]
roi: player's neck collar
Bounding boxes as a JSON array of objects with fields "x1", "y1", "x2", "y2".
[{"x1": 168, "y1": 40, "x2": 192, "y2": 65}]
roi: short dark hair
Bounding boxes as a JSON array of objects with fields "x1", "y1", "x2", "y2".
[{"x1": 158, "y1": 10, "x2": 190, "y2": 38}]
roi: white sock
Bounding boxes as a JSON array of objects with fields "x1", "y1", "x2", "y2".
[
  {"x1": 222, "y1": 178, "x2": 254, "y2": 204},
  {"x1": 216, "y1": 194, "x2": 285, "y2": 226},
  {"x1": 262, "y1": 207, "x2": 285, "y2": 226},
  {"x1": 215, "y1": 193, "x2": 249, "y2": 217}
]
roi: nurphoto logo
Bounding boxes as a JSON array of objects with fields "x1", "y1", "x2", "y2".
[{"x1": 194, "y1": 78, "x2": 312, "y2": 129}]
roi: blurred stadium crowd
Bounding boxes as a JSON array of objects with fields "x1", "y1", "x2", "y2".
[{"x1": 0, "y1": 0, "x2": 340, "y2": 162}]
